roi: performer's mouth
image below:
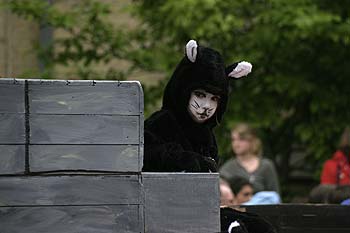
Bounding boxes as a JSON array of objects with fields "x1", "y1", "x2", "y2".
[{"x1": 197, "y1": 112, "x2": 209, "y2": 118}]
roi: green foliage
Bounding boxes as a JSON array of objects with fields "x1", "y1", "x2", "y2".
[
  {"x1": 132, "y1": 0, "x2": 350, "y2": 189},
  {"x1": 2, "y1": 0, "x2": 167, "y2": 115},
  {"x1": 3, "y1": 0, "x2": 135, "y2": 80},
  {"x1": 4, "y1": 0, "x2": 350, "y2": 198}
]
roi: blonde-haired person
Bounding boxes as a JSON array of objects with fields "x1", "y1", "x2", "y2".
[{"x1": 219, "y1": 123, "x2": 280, "y2": 194}]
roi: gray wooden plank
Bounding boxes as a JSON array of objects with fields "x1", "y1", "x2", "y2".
[
  {"x1": 30, "y1": 115, "x2": 139, "y2": 144},
  {"x1": 29, "y1": 145, "x2": 140, "y2": 172},
  {"x1": 0, "y1": 114, "x2": 25, "y2": 144},
  {"x1": 0, "y1": 84, "x2": 24, "y2": 113},
  {"x1": 29, "y1": 84, "x2": 141, "y2": 115},
  {"x1": 143, "y1": 173, "x2": 220, "y2": 233},
  {"x1": 26, "y1": 79, "x2": 141, "y2": 87},
  {"x1": 0, "y1": 78, "x2": 20, "y2": 84},
  {"x1": 0, "y1": 145, "x2": 25, "y2": 174},
  {"x1": 0, "y1": 205, "x2": 142, "y2": 233},
  {"x1": 0, "y1": 175, "x2": 141, "y2": 206},
  {"x1": 27, "y1": 79, "x2": 94, "y2": 86}
]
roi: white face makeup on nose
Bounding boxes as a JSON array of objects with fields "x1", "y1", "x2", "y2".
[{"x1": 187, "y1": 89, "x2": 220, "y2": 123}]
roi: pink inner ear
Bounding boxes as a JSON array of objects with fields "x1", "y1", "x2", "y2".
[
  {"x1": 228, "y1": 61, "x2": 252, "y2": 78},
  {"x1": 229, "y1": 69, "x2": 243, "y2": 77}
]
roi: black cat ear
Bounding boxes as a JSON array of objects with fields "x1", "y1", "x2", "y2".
[
  {"x1": 225, "y1": 63, "x2": 239, "y2": 76},
  {"x1": 185, "y1": 40, "x2": 198, "y2": 63},
  {"x1": 226, "y1": 61, "x2": 252, "y2": 78}
]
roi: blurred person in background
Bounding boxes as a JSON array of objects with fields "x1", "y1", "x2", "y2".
[
  {"x1": 328, "y1": 185, "x2": 350, "y2": 205},
  {"x1": 228, "y1": 176, "x2": 254, "y2": 205},
  {"x1": 308, "y1": 184, "x2": 336, "y2": 204},
  {"x1": 220, "y1": 178, "x2": 277, "y2": 232},
  {"x1": 321, "y1": 127, "x2": 350, "y2": 185},
  {"x1": 220, "y1": 123, "x2": 280, "y2": 194},
  {"x1": 220, "y1": 178, "x2": 236, "y2": 207},
  {"x1": 228, "y1": 176, "x2": 281, "y2": 205}
]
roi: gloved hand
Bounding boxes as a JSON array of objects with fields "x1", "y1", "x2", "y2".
[
  {"x1": 199, "y1": 156, "x2": 218, "y2": 172},
  {"x1": 173, "y1": 151, "x2": 217, "y2": 172},
  {"x1": 172, "y1": 151, "x2": 202, "y2": 172}
]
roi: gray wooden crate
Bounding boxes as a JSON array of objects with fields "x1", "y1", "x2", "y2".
[
  {"x1": 28, "y1": 81, "x2": 141, "y2": 115},
  {"x1": 0, "y1": 78, "x2": 221, "y2": 233},
  {"x1": 0, "y1": 175, "x2": 143, "y2": 233},
  {"x1": 143, "y1": 173, "x2": 220, "y2": 233},
  {"x1": 0, "y1": 114, "x2": 25, "y2": 144},
  {"x1": 0, "y1": 79, "x2": 144, "y2": 173},
  {"x1": 0, "y1": 205, "x2": 141, "y2": 233},
  {"x1": 0, "y1": 175, "x2": 141, "y2": 205},
  {"x1": 0, "y1": 173, "x2": 220, "y2": 233},
  {"x1": 0, "y1": 81, "x2": 24, "y2": 113},
  {"x1": 0, "y1": 145, "x2": 25, "y2": 174},
  {"x1": 29, "y1": 145, "x2": 139, "y2": 172},
  {"x1": 0, "y1": 80, "x2": 26, "y2": 174}
]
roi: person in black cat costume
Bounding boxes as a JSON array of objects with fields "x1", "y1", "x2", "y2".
[{"x1": 142, "y1": 40, "x2": 252, "y2": 172}]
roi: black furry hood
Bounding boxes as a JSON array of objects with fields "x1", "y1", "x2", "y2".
[{"x1": 162, "y1": 44, "x2": 231, "y2": 128}]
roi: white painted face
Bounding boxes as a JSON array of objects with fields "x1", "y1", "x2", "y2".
[{"x1": 187, "y1": 89, "x2": 220, "y2": 123}]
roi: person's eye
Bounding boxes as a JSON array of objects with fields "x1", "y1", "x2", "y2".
[
  {"x1": 212, "y1": 96, "x2": 220, "y2": 102},
  {"x1": 194, "y1": 91, "x2": 205, "y2": 98}
]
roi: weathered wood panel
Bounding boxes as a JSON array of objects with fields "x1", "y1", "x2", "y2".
[
  {"x1": 0, "y1": 205, "x2": 142, "y2": 233},
  {"x1": 0, "y1": 145, "x2": 25, "y2": 174},
  {"x1": 30, "y1": 115, "x2": 139, "y2": 144},
  {"x1": 29, "y1": 83, "x2": 141, "y2": 115},
  {"x1": 0, "y1": 114, "x2": 25, "y2": 144},
  {"x1": 143, "y1": 173, "x2": 220, "y2": 233},
  {"x1": 29, "y1": 145, "x2": 140, "y2": 172},
  {"x1": 0, "y1": 79, "x2": 146, "y2": 232},
  {"x1": 0, "y1": 175, "x2": 141, "y2": 206},
  {"x1": 0, "y1": 84, "x2": 24, "y2": 113}
]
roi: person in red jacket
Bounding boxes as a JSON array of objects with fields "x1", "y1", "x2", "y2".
[{"x1": 321, "y1": 127, "x2": 350, "y2": 185}]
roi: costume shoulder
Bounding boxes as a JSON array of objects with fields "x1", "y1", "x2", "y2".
[
  {"x1": 145, "y1": 109, "x2": 178, "y2": 131},
  {"x1": 145, "y1": 109, "x2": 185, "y2": 144},
  {"x1": 143, "y1": 110, "x2": 190, "y2": 172}
]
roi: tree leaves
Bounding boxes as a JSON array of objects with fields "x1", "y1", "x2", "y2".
[
  {"x1": 4, "y1": 0, "x2": 350, "y2": 195},
  {"x1": 132, "y1": 0, "x2": 350, "y2": 189}
]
